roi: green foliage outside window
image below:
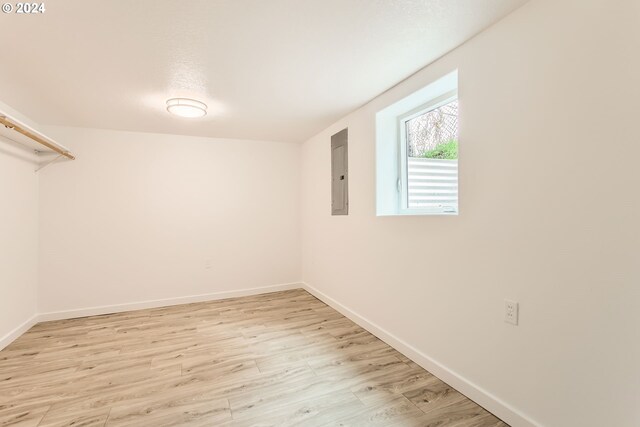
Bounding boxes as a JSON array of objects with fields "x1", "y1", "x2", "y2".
[{"x1": 422, "y1": 140, "x2": 458, "y2": 159}]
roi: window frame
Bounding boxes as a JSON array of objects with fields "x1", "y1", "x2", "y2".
[{"x1": 397, "y1": 89, "x2": 459, "y2": 215}]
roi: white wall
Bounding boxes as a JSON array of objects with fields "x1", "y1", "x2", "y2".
[
  {"x1": 38, "y1": 127, "x2": 301, "y2": 314},
  {"x1": 300, "y1": 1, "x2": 640, "y2": 426},
  {"x1": 0, "y1": 138, "x2": 38, "y2": 347}
]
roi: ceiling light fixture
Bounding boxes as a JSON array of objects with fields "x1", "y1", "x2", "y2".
[{"x1": 166, "y1": 98, "x2": 207, "y2": 118}]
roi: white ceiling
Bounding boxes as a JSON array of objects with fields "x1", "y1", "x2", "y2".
[{"x1": 0, "y1": 0, "x2": 527, "y2": 143}]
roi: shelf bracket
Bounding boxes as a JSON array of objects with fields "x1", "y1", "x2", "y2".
[{"x1": 35, "y1": 154, "x2": 63, "y2": 172}]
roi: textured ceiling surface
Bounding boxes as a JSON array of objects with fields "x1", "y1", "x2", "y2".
[{"x1": 0, "y1": 0, "x2": 527, "y2": 142}]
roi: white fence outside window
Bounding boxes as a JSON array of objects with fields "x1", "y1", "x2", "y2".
[{"x1": 407, "y1": 157, "x2": 458, "y2": 210}]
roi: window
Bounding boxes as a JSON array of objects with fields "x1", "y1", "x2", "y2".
[
  {"x1": 376, "y1": 70, "x2": 458, "y2": 216},
  {"x1": 400, "y1": 94, "x2": 458, "y2": 214}
]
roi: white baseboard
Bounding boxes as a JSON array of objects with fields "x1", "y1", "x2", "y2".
[
  {"x1": 37, "y1": 282, "x2": 303, "y2": 322},
  {"x1": 0, "y1": 314, "x2": 39, "y2": 351},
  {"x1": 301, "y1": 282, "x2": 542, "y2": 427}
]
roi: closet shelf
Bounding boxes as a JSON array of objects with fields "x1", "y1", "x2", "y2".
[{"x1": 0, "y1": 115, "x2": 75, "y2": 160}]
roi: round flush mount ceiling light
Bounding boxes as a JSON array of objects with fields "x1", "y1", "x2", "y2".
[{"x1": 166, "y1": 98, "x2": 207, "y2": 118}]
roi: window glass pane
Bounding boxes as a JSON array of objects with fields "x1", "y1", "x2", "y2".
[{"x1": 405, "y1": 99, "x2": 458, "y2": 211}]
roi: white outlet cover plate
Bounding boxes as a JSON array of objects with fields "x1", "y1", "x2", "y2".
[{"x1": 504, "y1": 299, "x2": 519, "y2": 325}]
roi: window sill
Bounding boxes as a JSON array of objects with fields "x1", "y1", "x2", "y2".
[{"x1": 376, "y1": 208, "x2": 459, "y2": 217}]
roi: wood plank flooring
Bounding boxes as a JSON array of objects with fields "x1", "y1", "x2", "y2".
[{"x1": 0, "y1": 289, "x2": 508, "y2": 426}]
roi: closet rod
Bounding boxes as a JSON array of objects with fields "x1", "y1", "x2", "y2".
[{"x1": 0, "y1": 115, "x2": 75, "y2": 160}]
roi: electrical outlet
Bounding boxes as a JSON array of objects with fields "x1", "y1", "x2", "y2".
[
  {"x1": 504, "y1": 300, "x2": 519, "y2": 325},
  {"x1": 205, "y1": 259, "x2": 212, "y2": 270}
]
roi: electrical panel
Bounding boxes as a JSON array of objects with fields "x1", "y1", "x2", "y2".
[{"x1": 331, "y1": 128, "x2": 348, "y2": 215}]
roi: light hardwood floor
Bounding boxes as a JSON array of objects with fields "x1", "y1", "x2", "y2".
[{"x1": 0, "y1": 289, "x2": 508, "y2": 426}]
